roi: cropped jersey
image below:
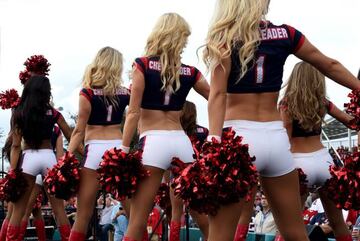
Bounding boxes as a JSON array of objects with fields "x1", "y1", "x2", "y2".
[
  {"x1": 228, "y1": 22, "x2": 305, "y2": 93},
  {"x1": 80, "y1": 88, "x2": 130, "y2": 125},
  {"x1": 50, "y1": 125, "x2": 61, "y2": 150},
  {"x1": 38, "y1": 108, "x2": 62, "y2": 141},
  {"x1": 134, "y1": 56, "x2": 202, "y2": 111}
]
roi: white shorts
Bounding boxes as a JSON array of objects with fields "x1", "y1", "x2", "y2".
[
  {"x1": 84, "y1": 139, "x2": 122, "y2": 170},
  {"x1": 292, "y1": 148, "x2": 333, "y2": 189},
  {"x1": 139, "y1": 130, "x2": 195, "y2": 170},
  {"x1": 21, "y1": 149, "x2": 57, "y2": 177},
  {"x1": 223, "y1": 120, "x2": 295, "y2": 177},
  {"x1": 35, "y1": 174, "x2": 43, "y2": 186}
]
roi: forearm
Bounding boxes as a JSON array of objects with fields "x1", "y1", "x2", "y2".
[
  {"x1": 317, "y1": 59, "x2": 360, "y2": 90},
  {"x1": 10, "y1": 146, "x2": 21, "y2": 169},
  {"x1": 208, "y1": 92, "x2": 226, "y2": 137},
  {"x1": 68, "y1": 130, "x2": 85, "y2": 154},
  {"x1": 122, "y1": 112, "x2": 140, "y2": 148}
]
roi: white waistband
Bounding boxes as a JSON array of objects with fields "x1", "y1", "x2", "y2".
[
  {"x1": 85, "y1": 139, "x2": 122, "y2": 146},
  {"x1": 292, "y1": 148, "x2": 329, "y2": 158},
  {"x1": 139, "y1": 130, "x2": 186, "y2": 139},
  {"x1": 223, "y1": 120, "x2": 284, "y2": 130},
  {"x1": 23, "y1": 149, "x2": 54, "y2": 154}
]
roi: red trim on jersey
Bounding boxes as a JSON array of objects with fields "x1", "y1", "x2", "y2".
[
  {"x1": 327, "y1": 100, "x2": 335, "y2": 112},
  {"x1": 195, "y1": 70, "x2": 202, "y2": 83},
  {"x1": 52, "y1": 108, "x2": 62, "y2": 122},
  {"x1": 294, "y1": 35, "x2": 305, "y2": 53},
  {"x1": 286, "y1": 25, "x2": 296, "y2": 41},
  {"x1": 80, "y1": 89, "x2": 93, "y2": 102}
]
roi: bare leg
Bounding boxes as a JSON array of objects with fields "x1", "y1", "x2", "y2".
[
  {"x1": 260, "y1": 170, "x2": 309, "y2": 241},
  {"x1": 318, "y1": 188, "x2": 350, "y2": 237},
  {"x1": 208, "y1": 201, "x2": 242, "y2": 241},
  {"x1": 22, "y1": 184, "x2": 42, "y2": 222},
  {"x1": 9, "y1": 173, "x2": 36, "y2": 226},
  {"x1": 70, "y1": 167, "x2": 99, "y2": 233},
  {"x1": 125, "y1": 166, "x2": 164, "y2": 240},
  {"x1": 189, "y1": 210, "x2": 209, "y2": 239}
]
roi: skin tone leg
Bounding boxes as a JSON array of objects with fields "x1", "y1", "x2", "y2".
[
  {"x1": 125, "y1": 166, "x2": 164, "y2": 240},
  {"x1": 318, "y1": 188, "x2": 350, "y2": 237},
  {"x1": 260, "y1": 170, "x2": 309, "y2": 241},
  {"x1": 207, "y1": 201, "x2": 242, "y2": 241},
  {"x1": 22, "y1": 184, "x2": 42, "y2": 222},
  {"x1": 9, "y1": 174, "x2": 35, "y2": 226},
  {"x1": 236, "y1": 186, "x2": 257, "y2": 227},
  {"x1": 70, "y1": 168, "x2": 99, "y2": 233}
]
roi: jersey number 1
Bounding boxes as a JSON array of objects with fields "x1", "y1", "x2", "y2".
[
  {"x1": 255, "y1": 55, "x2": 265, "y2": 84},
  {"x1": 107, "y1": 105, "x2": 113, "y2": 122}
]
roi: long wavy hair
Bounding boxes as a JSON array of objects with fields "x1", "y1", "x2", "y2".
[
  {"x1": 82, "y1": 47, "x2": 123, "y2": 107},
  {"x1": 13, "y1": 75, "x2": 52, "y2": 149},
  {"x1": 144, "y1": 13, "x2": 191, "y2": 93},
  {"x1": 203, "y1": 0, "x2": 269, "y2": 81},
  {"x1": 180, "y1": 101, "x2": 197, "y2": 136},
  {"x1": 283, "y1": 62, "x2": 327, "y2": 131}
]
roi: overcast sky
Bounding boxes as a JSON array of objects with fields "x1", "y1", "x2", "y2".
[{"x1": 0, "y1": 0, "x2": 359, "y2": 147}]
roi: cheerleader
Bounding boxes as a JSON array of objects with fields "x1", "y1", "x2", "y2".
[
  {"x1": 169, "y1": 101, "x2": 209, "y2": 241},
  {"x1": 203, "y1": 0, "x2": 360, "y2": 240},
  {"x1": 66, "y1": 47, "x2": 130, "y2": 241},
  {"x1": 121, "y1": 13, "x2": 209, "y2": 241},
  {"x1": 6, "y1": 75, "x2": 75, "y2": 241},
  {"x1": 280, "y1": 62, "x2": 355, "y2": 241}
]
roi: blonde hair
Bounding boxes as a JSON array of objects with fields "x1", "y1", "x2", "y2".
[
  {"x1": 203, "y1": 0, "x2": 269, "y2": 81},
  {"x1": 82, "y1": 46, "x2": 123, "y2": 106},
  {"x1": 283, "y1": 62, "x2": 327, "y2": 131},
  {"x1": 145, "y1": 13, "x2": 191, "y2": 93}
]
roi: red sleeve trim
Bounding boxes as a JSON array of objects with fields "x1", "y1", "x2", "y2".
[
  {"x1": 53, "y1": 108, "x2": 62, "y2": 122},
  {"x1": 80, "y1": 88, "x2": 92, "y2": 102},
  {"x1": 286, "y1": 25, "x2": 295, "y2": 41},
  {"x1": 327, "y1": 100, "x2": 335, "y2": 112},
  {"x1": 294, "y1": 35, "x2": 305, "y2": 53},
  {"x1": 134, "y1": 62, "x2": 145, "y2": 74}
]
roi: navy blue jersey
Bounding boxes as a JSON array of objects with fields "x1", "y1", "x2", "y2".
[
  {"x1": 50, "y1": 125, "x2": 61, "y2": 150},
  {"x1": 39, "y1": 108, "x2": 62, "y2": 141},
  {"x1": 193, "y1": 125, "x2": 209, "y2": 144},
  {"x1": 134, "y1": 56, "x2": 202, "y2": 111},
  {"x1": 228, "y1": 22, "x2": 305, "y2": 93},
  {"x1": 80, "y1": 87, "x2": 130, "y2": 125}
]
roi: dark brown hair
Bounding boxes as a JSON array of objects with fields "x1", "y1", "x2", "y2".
[{"x1": 180, "y1": 101, "x2": 197, "y2": 136}]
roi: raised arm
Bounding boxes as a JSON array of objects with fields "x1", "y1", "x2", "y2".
[
  {"x1": 55, "y1": 132, "x2": 64, "y2": 159},
  {"x1": 121, "y1": 66, "x2": 145, "y2": 150},
  {"x1": 208, "y1": 54, "x2": 231, "y2": 138},
  {"x1": 295, "y1": 38, "x2": 360, "y2": 90},
  {"x1": 327, "y1": 102, "x2": 354, "y2": 127}
]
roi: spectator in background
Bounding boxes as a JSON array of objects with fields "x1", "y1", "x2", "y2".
[
  {"x1": 98, "y1": 196, "x2": 115, "y2": 241},
  {"x1": 147, "y1": 207, "x2": 163, "y2": 241},
  {"x1": 111, "y1": 202, "x2": 128, "y2": 241},
  {"x1": 253, "y1": 194, "x2": 278, "y2": 235}
]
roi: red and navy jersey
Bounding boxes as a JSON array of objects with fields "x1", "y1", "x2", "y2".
[
  {"x1": 228, "y1": 22, "x2": 305, "y2": 93},
  {"x1": 40, "y1": 108, "x2": 62, "y2": 141},
  {"x1": 80, "y1": 87, "x2": 130, "y2": 125},
  {"x1": 50, "y1": 125, "x2": 62, "y2": 150},
  {"x1": 189, "y1": 125, "x2": 209, "y2": 153},
  {"x1": 134, "y1": 56, "x2": 202, "y2": 111}
]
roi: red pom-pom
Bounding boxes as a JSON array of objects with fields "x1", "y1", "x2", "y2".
[
  {"x1": 344, "y1": 90, "x2": 360, "y2": 130},
  {"x1": 24, "y1": 55, "x2": 50, "y2": 75},
  {"x1": 297, "y1": 168, "x2": 308, "y2": 196},
  {"x1": 19, "y1": 55, "x2": 51, "y2": 85},
  {"x1": 325, "y1": 151, "x2": 360, "y2": 210},
  {"x1": 19, "y1": 70, "x2": 32, "y2": 85},
  {"x1": 172, "y1": 129, "x2": 258, "y2": 215},
  {"x1": 0, "y1": 89, "x2": 20, "y2": 109},
  {"x1": 97, "y1": 148, "x2": 150, "y2": 200},
  {"x1": 33, "y1": 192, "x2": 44, "y2": 209},
  {"x1": 0, "y1": 169, "x2": 28, "y2": 202},
  {"x1": 44, "y1": 152, "x2": 81, "y2": 200},
  {"x1": 155, "y1": 183, "x2": 171, "y2": 215}
]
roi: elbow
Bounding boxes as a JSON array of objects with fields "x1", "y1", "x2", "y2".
[
  {"x1": 318, "y1": 58, "x2": 341, "y2": 75},
  {"x1": 126, "y1": 109, "x2": 141, "y2": 121}
]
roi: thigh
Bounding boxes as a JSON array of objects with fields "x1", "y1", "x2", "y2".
[
  {"x1": 260, "y1": 170, "x2": 308, "y2": 240},
  {"x1": 76, "y1": 168, "x2": 100, "y2": 215}
]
